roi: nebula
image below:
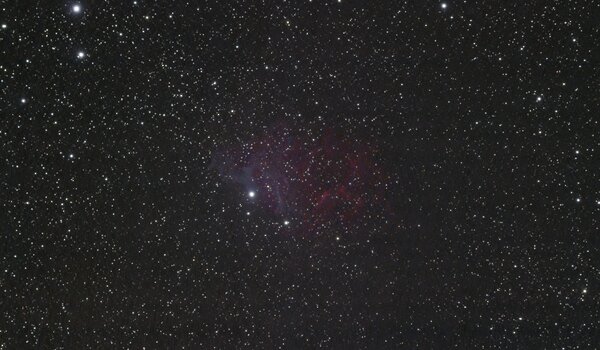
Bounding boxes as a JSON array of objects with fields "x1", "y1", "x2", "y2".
[{"x1": 210, "y1": 122, "x2": 390, "y2": 233}]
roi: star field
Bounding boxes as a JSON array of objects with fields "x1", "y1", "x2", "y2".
[{"x1": 1, "y1": 0, "x2": 599, "y2": 348}]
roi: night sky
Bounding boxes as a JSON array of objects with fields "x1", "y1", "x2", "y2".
[{"x1": 1, "y1": 0, "x2": 599, "y2": 348}]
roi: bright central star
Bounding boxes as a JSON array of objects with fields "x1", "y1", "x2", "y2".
[{"x1": 248, "y1": 191, "x2": 255, "y2": 198}]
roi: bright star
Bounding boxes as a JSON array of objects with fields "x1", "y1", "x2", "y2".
[
  {"x1": 441, "y1": 3, "x2": 447, "y2": 9},
  {"x1": 72, "y1": 4, "x2": 81, "y2": 13},
  {"x1": 77, "y1": 51, "x2": 85, "y2": 59},
  {"x1": 248, "y1": 191, "x2": 255, "y2": 198}
]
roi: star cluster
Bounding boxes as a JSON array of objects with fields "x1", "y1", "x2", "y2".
[{"x1": 1, "y1": 0, "x2": 598, "y2": 348}]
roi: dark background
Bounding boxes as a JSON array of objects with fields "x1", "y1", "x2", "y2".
[{"x1": 1, "y1": 0, "x2": 598, "y2": 348}]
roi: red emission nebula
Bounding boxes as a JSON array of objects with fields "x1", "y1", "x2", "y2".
[{"x1": 211, "y1": 122, "x2": 391, "y2": 233}]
